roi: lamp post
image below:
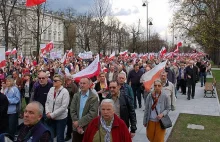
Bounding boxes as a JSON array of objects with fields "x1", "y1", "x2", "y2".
[
  {"x1": 142, "y1": 0, "x2": 149, "y2": 53},
  {"x1": 148, "y1": 19, "x2": 153, "y2": 51}
]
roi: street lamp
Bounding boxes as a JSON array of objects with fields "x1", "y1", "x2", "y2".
[
  {"x1": 142, "y1": 0, "x2": 149, "y2": 53},
  {"x1": 148, "y1": 19, "x2": 153, "y2": 51}
]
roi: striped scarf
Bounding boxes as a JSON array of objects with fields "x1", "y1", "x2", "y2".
[{"x1": 100, "y1": 116, "x2": 114, "y2": 142}]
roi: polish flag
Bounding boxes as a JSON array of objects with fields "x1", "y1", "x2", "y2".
[
  {"x1": 102, "y1": 67, "x2": 108, "y2": 73},
  {"x1": 148, "y1": 53, "x2": 155, "y2": 60},
  {"x1": 5, "y1": 49, "x2": 11, "y2": 56},
  {"x1": 140, "y1": 60, "x2": 167, "y2": 91},
  {"x1": 11, "y1": 48, "x2": 17, "y2": 55},
  {"x1": 174, "y1": 42, "x2": 182, "y2": 53},
  {"x1": 26, "y1": 0, "x2": 46, "y2": 7},
  {"x1": 159, "y1": 47, "x2": 166, "y2": 57},
  {"x1": 61, "y1": 53, "x2": 67, "y2": 64},
  {"x1": 72, "y1": 55, "x2": 100, "y2": 82},
  {"x1": 18, "y1": 52, "x2": 23, "y2": 62},
  {"x1": 131, "y1": 53, "x2": 137, "y2": 58},
  {"x1": 0, "y1": 49, "x2": 6, "y2": 68},
  {"x1": 109, "y1": 51, "x2": 115, "y2": 60},
  {"x1": 119, "y1": 50, "x2": 128, "y2": 56},
  {"x1": 67, "y1": 49, "x2": 74, "y2": 57}
]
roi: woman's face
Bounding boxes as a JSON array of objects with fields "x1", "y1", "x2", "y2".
[
  {"x1": 1, "y1": 82, "x2": 6, "y2": 88},
  {"x1": 6, "y1": 80, "x2": 13, "y2": 87}
]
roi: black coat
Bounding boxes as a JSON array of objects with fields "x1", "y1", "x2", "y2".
[
  {"x1": 94, "y1": 81, "x2": 110, "y2": 102},
  {"x1": 0, "y1": 92, "x2": 9, "y2": 133},
  {"x1": 106, "y1": 93, "x2": 137, "y2": 133},
  {"x1": 185, "y1": 65, "x2": 199, "y2": 84}
]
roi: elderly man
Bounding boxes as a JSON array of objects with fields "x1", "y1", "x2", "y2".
[
  {"x1": 82, "y1": 99, "x2": 132, "y2": 142},
  {"x1": 33, "y1": 71, "x2": 53, "y2": 118},
  {"x1": 17, "y1": 101, "x2": 51, "y2": 142},
  {"x1": 70, "y1": 77, "x2": 99, "y2": 142},
  {"x1": 64, "y1": 75, "x2": 78, "y2": 141},
  {"x1": 185, "y1": 60, "x2": 199, "y2": 100},
  {"x1": 106, "y1": 65, "x2": 118, "y2": 82},
  {"x1": 117, "y1": 73, "x2": 134, "y2": 103},
  {"x1": 160, "y1": 71, "x2": 176, "y2": 111},
  {"x1": 106, "y1": 81, "x2": 137, "y2": 138}
]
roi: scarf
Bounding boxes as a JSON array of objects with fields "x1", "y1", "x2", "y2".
[
  {"x1": 100, "y1": 116, "x2": 114, "y2": 142},
  {"x1": 151, "y1": 91, "x2": 161, "y2": 110}
]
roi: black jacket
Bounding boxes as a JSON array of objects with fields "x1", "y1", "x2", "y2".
[
  {"x1": 185, "y1": 65, "x2": 199, "y2": 84},
  {"x1": 106, "y1": 93, "x2": 137, "y2": 133},
  {"x1": 0, "y1": 92, "x2": 9, "y2": 133}
]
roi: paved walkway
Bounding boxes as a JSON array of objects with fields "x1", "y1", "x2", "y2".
[{"x1": 133, "y1": 72, "x2": 220, "y2": 142}]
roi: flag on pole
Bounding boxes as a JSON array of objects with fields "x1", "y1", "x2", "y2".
[
  {"x1": 67, "y1": 49, "x2": 74, "y2": 57},
  {"x1": 61, "y1": 53, "x2": 67, "y2": 64},
  {"x1": 72, "y1": 55, "x2": 100, "y2": 82},
  {"x1": 11, "y1": 48, "x2": 17, "y2": 55},
  {"x1": 140, "y1": 60, "x2": 167, "y2": 91},
  {"x1": 109, "y1": 51, "x2": 115, "y2": 60},
  {"x1": 119, "y1": 50, "x2": 128, "y2": 56},
  {"x1": 159, "y1": 47, "x2": 166, "y2": 57},
  {"x1": 26, "y1": 0, "x2": 46, "y2": 7},
  {"x1": 174, "y1": 42, "x2": 182, "y2": 53},
  {"x1": 0, "y1": 48, "x2": 6, "y2": 68},
  {"x1": 5, "y1": 49, "x2": 11, "y2": 56}
]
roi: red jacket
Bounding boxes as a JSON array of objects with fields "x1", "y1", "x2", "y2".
[{"x1": 83, "y1": 114, "x2": 132, "y2": 142}]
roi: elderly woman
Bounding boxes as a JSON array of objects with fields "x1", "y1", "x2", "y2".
[
  {"x1": 45, "y1": 74, "x2": 70, "y2": 142},
  {"x1": 4, "y1": 77, "x2": 21, "y2": 138},
  {"x1": 143, "y1": 79, "x2": 171, "y2": 142},
  {"x1": 82, "y1": 99, "x2": 132, "y2": 142}
]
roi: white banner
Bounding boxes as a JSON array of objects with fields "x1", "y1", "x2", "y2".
[
  {"x1": 50, "y1": 50, "x2": 62, "y2": 59},
  {"x1": 78, "y1": 51, "x2": 93, "y2": 59}
]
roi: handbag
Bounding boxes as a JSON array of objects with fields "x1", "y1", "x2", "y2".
[{"x1": 155, "y1": 108, "x2": 172, "y2": 129}]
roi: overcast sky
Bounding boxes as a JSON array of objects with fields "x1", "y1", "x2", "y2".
[{"x1": 47, "y1": 0, "x2": 174, "y2": 42}]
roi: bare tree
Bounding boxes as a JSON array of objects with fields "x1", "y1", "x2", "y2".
[
  {"x1": 0, "y1": 0, "x2": 18, "y2": 50},
  {"x1": 92, "y1": 0, "x2": 110, "y2": 54}
]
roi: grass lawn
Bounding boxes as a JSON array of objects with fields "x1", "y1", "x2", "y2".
[
  {"x1": 167, "y1": 113, "x2": 220, "y2": 142},
  {"x1": 211, "y1": 70, "x2": 220, "y2": 102}
]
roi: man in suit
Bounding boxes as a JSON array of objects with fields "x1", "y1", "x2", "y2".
[
  {"x1": 70, "y1": 77, "x2": 99, "y2": 142},
  {"x1": 106, "y1": 65, "x2": 118, "y2": 82},
  {"x1": 185, "y1": 60, "x2": 199, "y2": 100}
]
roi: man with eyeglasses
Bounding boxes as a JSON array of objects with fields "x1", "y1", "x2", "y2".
[
  {"x1": 106, "y1": 81, "x2": 137, "y2": 138},
  {"x1": 33, "y1": 71, "x2": 53, "y2": 119}
]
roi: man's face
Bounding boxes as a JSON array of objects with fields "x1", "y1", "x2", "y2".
[
  {"x1": 160, "y1": 72, "x2": 167, "y2": 82},
  {"x1": 154, "y1": 82, "x2": 162, "y2": 92},
  {"x1": 12, "y1": 72, "x2": 17, "y2": 78},
  {"x1": 134, "y1": 65, "x2": 139, "y2": 71},
  {"x1": 117, "y1": 74, "x2": 126, "y2": 85},
  {"x1": 38, "y1": 72, "x2": 48, "y2": 86},
  {"x1": 109, "y1": 82, "x2": 120, "y2": 96},
  {"x1": 110, "y1": 66, "x2": 114, "y2": 71},
  {"x1": 101, "y1": 102, "x2": 115, "y2": 121},
  {"x1": 79, "y1": 78, "x2": 90, "y2": 92},
  {"x1": 23, "y1": 103, "x2": 42, "y2": 126}
]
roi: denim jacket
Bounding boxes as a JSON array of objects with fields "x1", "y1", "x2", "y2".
[{"x1": 5, "y1": 86, "x2": 21, "y2": 114}]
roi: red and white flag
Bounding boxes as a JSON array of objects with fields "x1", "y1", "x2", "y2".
[
  {"x1": 0, "y1": 49, "x2": 6, "y2": 68},
  {"x1": 119, "y1": 50, "x2": 128, "y2": 56},
  {"x1": 159, "y1": 47, "x2": 166, "y2": 57},
  {"x1": 5, "y1": 49, "x2": 11, "y2": 56},
  {"x1": 18, "y1": 52, "x2": 23, "y2": 63},
  {"x1": 11, "y1": 48, "x2": 17, "y2": 55},
  {"x1": 60, "y1": 53, "x2": 67, "y2": 64},
  {"x1": 140, "y1": 60, "x2": 167, "y2": 91},
  {"x1": 131, "y1": 53, "x2": 137, "y2": 58},
  {"x1": 26, "y1": 0, "x2": 46, "y2": 7},
  {"x1": 174, "y1": 42, "x2": 182, "y2": 53},
  {"x1": 109, "y1": 51, "x2": 115, "y2": 60},
  {"x1": 67, "y1": 49, "x2": 74, "y2": 57},
  {"x1": 72, "y1": 55, "x2": 100, "y2": 82},
  {"x1": 41, "y1": 41, "x2": 54, "y2": 54},
  {"x1": 148, "y1": 53, "x2": 155, "y2": 60}
]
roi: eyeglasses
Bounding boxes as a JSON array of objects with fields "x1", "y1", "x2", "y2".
[
  {"x1": 109, "y1": 86, "x2": 117, "y2": 89},
  {"x1": 38, "y1": 77, "x2": 46, "y2": 80},
  {"x1": 154, "y1": 85, "x2": 162, "y2": 87},
  {"x1": 53, "y1": 80, "x2": 61, "y2": 82}
]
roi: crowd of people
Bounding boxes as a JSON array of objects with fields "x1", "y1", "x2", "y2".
[{"x1": 0, "y1": 53, "x2": 211, "y2": 142}]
